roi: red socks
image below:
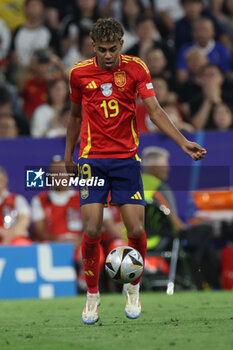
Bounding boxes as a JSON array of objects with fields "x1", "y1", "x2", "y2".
[
  {"x1": 127, "y1": 231, "x2": 147, "y2": 285},
  {"x1": 81, "y1": 234, "x2": 101, "y2": 294},
  {"x1": 81, "y1": 232, "x2": 147, "y2": 291}
]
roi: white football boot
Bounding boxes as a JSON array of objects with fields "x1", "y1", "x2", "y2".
[
  {"x1": 124, "y1": 283, "x2": 141, "y2": 319},
  {"x1": 82, "y1": 292, "x2": 100, "y2": 325}
]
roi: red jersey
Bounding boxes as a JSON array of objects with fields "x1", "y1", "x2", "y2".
[
  {"x1": 0, "y1": 193, "x2": 16, "y2": 228},
  {"x1": 69, "y1": 54, "x2": 155, "y2": 158},
  {"x1": 38, "y1": 191, "x2": 82, "y2": 237},
  {"x1": 22, "y1": 77, "x2": 48, "y2": 119}
]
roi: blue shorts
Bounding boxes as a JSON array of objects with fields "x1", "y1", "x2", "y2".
[{"x1": 77, "y1": 157, "x2": 145, "y2": 206}]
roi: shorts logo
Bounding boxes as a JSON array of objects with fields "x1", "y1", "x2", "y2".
[
  {"x1": 131, "y1": 191, "x2": 142, "y2": 200},
  {"x1": 100, "y1": 83, "x2": 112, "y2": 97},
  {"x1": 114, "y1": 71, "x2": 126, "y2": 87},
  {"x1": 81, "y1": 186, "x2": 89, "y2": 199},
  {"x1": 26, "y1": 168, "x2": 45, "y2": 188}
]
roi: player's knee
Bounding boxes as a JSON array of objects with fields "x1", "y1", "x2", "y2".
[
  {"x1": 84, "y1": 224, "x2": 102, "y2": 238},
  {"x1": 127, "y1": 224, "x2": 144, "y2": 237}
]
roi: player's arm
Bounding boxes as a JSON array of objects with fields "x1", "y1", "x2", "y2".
[
  {"x1": 64, "y1": 102, "x2": 82, "y2": 174},
  {"x1": 142, "y1": 96, "x2": 207, "y2": 161}
]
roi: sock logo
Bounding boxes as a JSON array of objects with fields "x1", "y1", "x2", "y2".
[
  {"x1": 85, "y1": 270, "x2": 94, "y2": 276},
  {"x1": 83, "y1": 258, "x2": 95, "y2": 266}
]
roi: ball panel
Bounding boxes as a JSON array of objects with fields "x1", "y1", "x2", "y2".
[
  {"x1": 128, "y1": 254, "x2": 143, "y2": 267},
  {"x1": 105, "y1": 246, "x2": 144, "y2": 284},
  {"x1": 121, "y1": 248, "x2": 133, "y2": 261}
]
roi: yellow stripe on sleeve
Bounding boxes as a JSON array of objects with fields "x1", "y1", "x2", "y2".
[
  {"x1": 131, "y1": 116, "x2": 139, "y2": 148},
  {"x1": 81, "y1": 121, "x2": 91, "y2": 158}
]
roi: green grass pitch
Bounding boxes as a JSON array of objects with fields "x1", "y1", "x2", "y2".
[{"x1": 0, "y1": 291, "x2": 233, "y2": 350}]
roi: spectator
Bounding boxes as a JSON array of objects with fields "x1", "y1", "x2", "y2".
[
  {"x1": 0, "y1": 85, "x2": 29, "y2": 136},
  {"x1": 31, "y1": 157, "x2": 82, "y2": 244},
  {"x1": 224, "y1": 0, "x2": 233, "y2": 25},
  {"x1": 185, "y1": 47, "x2": 208, "y2": 80},
  {"x1": 60, "y1": 0, "x2": 100, "y2": 55},
  {"x1": 10, "y1": 0, "x2": 56, "y2": 67},
  {"x1": 0, "y1": 81, "x2": 24, "y2": 117},
  {"x1": 0, "y1": 114, "x2": 18, "y2": 139},
  {"x1": 177, "y1": 47, "x2": 207, "y2": 103},
  {"x1": 163, "y1": 103, "x2": 194, "y2": 133},
  {"x1": 63, "y1": 30, "x2": 95, "y2": 70},
  {"x1": 30, "y1": 78, "x2": 69, "y2": 137},
  {"x1": 153, "y1": 0, "x2": 184, "y2": 38},
  {"x1": 98, "y1": 0, "x2": 152, "y2": 21},
  {"x1": 121, "y1": 0, "x2": 145, "y2": 53},
  {"x1": 152, "y1": 76, "x2": 177, "y2": 107},
  {"x1": 141, "y1": 146, "x2": 220, "y2": 289},
  {"x1": 188, "y1": 63, "x2": 233, "y2": 129},
  {"x1": 125, "y1": 15, "x2": 173, "y2": 63},
  {"x1": 98, "y1": 0, "x2": 123, "y2": 20},
  {"x1": 212, "y1": 103, "x2": 233, "y2": 131},
  {"x1": 145, "y1": 47, "x2": 174, "y2": 89},
  {"x1": 42, "y1": 0, "x2": 74, "y2": 33},
  {"x1": 210, "y1": 0, "x2": 233, "y2": 53},
  {"x1": 45, "y1": 104, "x2": 70, "y2": 138},
  {"x1": 176, "y1": 17, "x2": 231, "y2": 83},
  {"x1": 0, "y1": 19, "x2": 11, "y2": 67},
  {"x1": 43, "y1": 0, "x2": 73, "y2": 24},
  {"x1": 175, "y1": 0, "x2": 226, "y2": 50},
  {"x1": 18, "y1": 49, "x2": 68, "y2": 120},
  {"x1": 31, "y1": 156, "x2": 85, "y2": 287},
  {"x1": 0, "y1": 167, "x2": 31, "y2": 245}
]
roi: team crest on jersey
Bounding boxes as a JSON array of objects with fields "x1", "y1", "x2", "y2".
[
  {"x1": 114, "y1": 71, "x2": 126, "y2": 87},
  {"x1": 100, "y1": 83, "x2": 112, "y2": 97},
  {"x1": 80, "y1": 186, "x2": 89, "y2": 200}
]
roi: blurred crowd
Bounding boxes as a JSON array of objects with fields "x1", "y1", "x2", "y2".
[{"x1": 0, "y1": 0, "x2": 233, "y2": 139}]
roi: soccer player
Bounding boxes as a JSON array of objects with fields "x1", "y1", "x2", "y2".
[{"x1": 65, "y1": 18, "x2": 206, "y2": 324}]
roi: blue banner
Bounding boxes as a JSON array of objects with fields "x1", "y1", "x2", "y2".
[{"x1": 0, "y1": 243, "x2": 77, "y2": 299}]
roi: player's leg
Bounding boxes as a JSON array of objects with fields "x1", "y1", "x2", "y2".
[
  {"x1": 120, "y1": 203, "x2": 147, "y2": 281},
  {"x1": 78, "y1": 158, "x2": 109, "y2": 324},
  {"x1": 110, "y1": 157, "x2": 146, "y2": 319},
  {"x1": 81, "y1": 203, "x2": 104, "y2": 293},
  {"x1": 111, "y1": 156, "x2": 147, "y2": 281},
  {"x1": 120, "y1": 203, "x2": 146, "y2": 319},
  {"x1": 81, "y1": 202, "x2": 104, "y2": 324}
]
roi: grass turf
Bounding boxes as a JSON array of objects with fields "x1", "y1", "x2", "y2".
[{"x1": 0, "y1": 291, "x2": 233, "y2": 350}]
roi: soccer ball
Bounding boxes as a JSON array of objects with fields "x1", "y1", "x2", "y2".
[{"x1": 105, "y1": 246, "x2": 144, "y2": 284}]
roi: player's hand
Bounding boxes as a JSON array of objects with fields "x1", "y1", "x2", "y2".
[
  {"x1": 65, "y1": 160, "x2": 79, "y2": 178},
  {"x1": 182, "y1": 141, "x2": 207, "y2": 161}
]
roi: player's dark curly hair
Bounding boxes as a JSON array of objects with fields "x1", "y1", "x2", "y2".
[{"x1": 90, "y1": 18, "x2": 124, "y2": 42}]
